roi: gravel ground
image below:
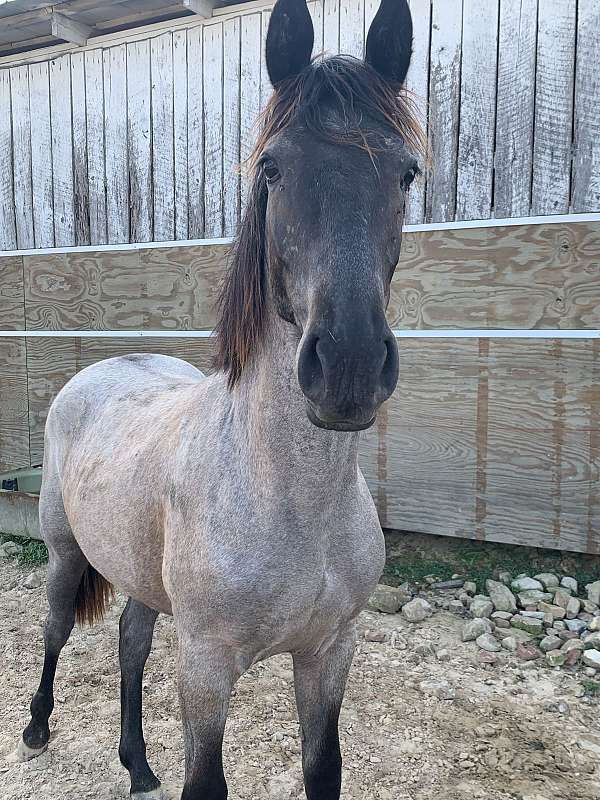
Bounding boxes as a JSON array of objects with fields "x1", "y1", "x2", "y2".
[{"x1": 1, "y1": 559, "x2": 600, "y2": 800}]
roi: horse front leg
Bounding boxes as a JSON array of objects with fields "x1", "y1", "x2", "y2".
[
  {"x1": 177, "y1": 633, "x2": 240, "y2": 800},
  {"x1": 292, "y1": 625, "x2": 356, "y2": 800}
]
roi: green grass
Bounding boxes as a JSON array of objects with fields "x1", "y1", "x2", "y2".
[
  {"x1": 582, "y1": 680, "x2": 600, "y2": 697},
  {"x1": 0, "y1": 533, "x2": 48, "y2": 566},
  {"x1": 382, "y1": 534, "x2": 600, "y2": 594}
]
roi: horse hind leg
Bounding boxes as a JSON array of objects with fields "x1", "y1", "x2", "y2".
[
  {"x1": 12, "y1": 482, "x2": 112, "y2": 762},
  {"x1": 118, "y1": 598, "x2": 163, "y2": 799}
]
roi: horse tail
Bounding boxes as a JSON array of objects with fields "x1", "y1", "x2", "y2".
[{"x1": 75, "y1": 564, "x2": 114, "y2": 626}]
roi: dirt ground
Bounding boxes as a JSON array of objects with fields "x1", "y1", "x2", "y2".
[{"x1": 1, "y1": 559, "x2": 600, "y2": 800}]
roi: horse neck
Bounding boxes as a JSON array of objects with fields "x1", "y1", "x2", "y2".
[{"x1": 232, "y1": 310, "x2": 360, "y2": 504}]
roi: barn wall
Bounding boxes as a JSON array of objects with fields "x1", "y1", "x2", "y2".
[
  {"x1": 1, "y1": 217, "x2": 599, "y2": 553},
  {"x1": 0, "y1": 0, "x2": 599, "y2": 251}
]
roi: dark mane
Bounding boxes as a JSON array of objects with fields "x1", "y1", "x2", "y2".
[{"x1": 213, "y1": 55, "x2": 425, "y2": 389}]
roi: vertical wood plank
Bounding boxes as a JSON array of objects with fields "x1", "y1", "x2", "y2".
[
  {"x1": 187, "y1": 26, "x2": 205, "y2": 238},
  {"x1": 223, "y1": 17, "x2": 241, "y2": 237},
  {"x1": 50, "y1": 56, "x2": 75, "y2": 247},
  {"x1": 127, "y1": 39, "x2": 152, "y2": 243},
  {"x1": 323, "y1": 0, "x2": 340, "y2": 54},
  {"x1": 339, "y1": 0, "x2": 364, "y2": 57},
  {"x1": 28, "y1": 61, "x2": 54, "y2": 248},
  {"x1": 85, "y1": 49, "x2": 107, "y2": 245},
  {"x1": 364, "y1": 0, "x2": 378, "y2": 43},
  {"x1": 10, "y1": 66, "x2": 34, "y2": 249},
  {"x1": 0, "y1": 71, "x2": 16, "y2": 250},
  {"x1": 71, "y1": 52, "x2": 90, "y2": 246},
  {"x1": 572, "y1": 0, "x2": 600, "y2": 213},
  {"x1": 531, "y1": 0, "x2": 576, "y2": 216},
  {"x1": 104, "y1": 45, "x2": 129, "y2": 244},
  {"x1": 240, "y1": 13, "x2": 261, "y2": 210},
  {"x1": 405, "y1": 0, "x2": 432, "y2": 225},
  {"x1": 151, "y1": 32, "x2": 175, "y2": 241},
  {"x1": 308, "y1": 0, "x2": 324, "y2": 56},
  {"x1": 456, "y1": 0, "x2": 499, "y2": 221},
  {"x1": 426, "y1": 0, "x2": 463, "y2": 223},
  {"x1": 203, "y1": 22, "x2": 224, "y2": 238},
  {"x1": 173, "y1": 29, "x2": 189, "y2": 240},
  {"x1": 260, "y1": 10, "x2": 272, "y2": 112},
  {"x1": 494, "y1": 0, "x2": 537, "y2": 219}
]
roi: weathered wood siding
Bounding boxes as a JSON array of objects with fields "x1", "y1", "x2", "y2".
[
  {"x1": 1, "y1": 217, "x2": 599, "y2": 553},
  {"x1": 0, "y1": 0, "x2": 598, "y2": 250}
]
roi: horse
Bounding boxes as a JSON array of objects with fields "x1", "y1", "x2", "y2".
[{"x1": 13, "y1": 1, "x2": 422, "y2": 797}]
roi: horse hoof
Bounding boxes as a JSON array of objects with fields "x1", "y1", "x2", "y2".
[
  {"x1": 131, "y1": 788, "x2": 167, "y2": 800},
  {"x1": 7, "y1": 739, "x2": 48, "y2": 763}
]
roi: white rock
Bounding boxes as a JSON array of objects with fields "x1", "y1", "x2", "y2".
[
  {"x1": 402, "y1": 597, "x2": 433, "y2": 623},
  {"x1": 582, "y1": 649, "x2": 600, "y2": 670},
  {"x1": 23, "y1": 572, "x2": 42, "y2": 590},
  {"x1": 566, "y1": 596, "x2": 581, "y2": 619},
  {"x1": 476, "y1": 633, "x2": 501, "y2": 652},
  {"x1": 501, "y1": 636, "x2": 518, "y2": 652},
  {"x1": 0, "y1": 540, "x2": 24, "y2": 559},
  {"x1": 586, "y1": 581, "x2": 600, "y2": 606},
  {"x1": 462, "y1": 618, "x2": 492, "y2": 642},
  {"x1": 511, "y1": 576, "x2": 543, "y2": 593},
  {"x1": 368, "y1": 584, "x2": 410, "y2": 614},
  {"x1": 534, "y1": 573, "x2": 559, "y2": 589},
  {"x1": 485, "y1": 579, "x2": 517, "y2": 613},
  {"x1": 560, "y1": 576, "x2": 578, "y2": 594},
  {"x1": 470, "y1": 595, "x2": 494, "y2": 618},
  {"x1": 419, "y1": 679, "x2": 455, "y2": 700},
  {"x1": 589, "y1": 617, "x2": 600, "y2": 632}
]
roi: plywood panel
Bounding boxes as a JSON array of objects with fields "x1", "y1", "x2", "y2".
[
  {"x1": 0, "y1": 337, "x2": 29, "y2": 471},
  {"x1": 494, "y1": 0, "x2": 537, "y2": 219},
  {"x1": 0, "y1": 256, "x2": 25, "y2": 329}
]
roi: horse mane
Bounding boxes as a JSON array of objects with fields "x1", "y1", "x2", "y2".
[{"x1": 213, "y1": 55, "x2": 425, "y2": 389}]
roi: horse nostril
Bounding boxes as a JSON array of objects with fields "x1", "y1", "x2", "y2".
[
  {"x1": 298, "y1": 333, "x2": 325, "y2": 401},
  {"x1": 380, "y1": 336, "x2": 399, "y2": 397}
]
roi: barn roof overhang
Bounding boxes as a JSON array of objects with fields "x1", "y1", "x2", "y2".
[{"x1": 0, "y1": 0, "x2": 248, "y2": 58}]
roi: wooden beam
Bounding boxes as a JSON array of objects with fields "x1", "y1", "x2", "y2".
[
  {"x1": 51, "y1": 11, "x2": 93, "y2": 46},
  {"x1": 183, "y1": 0, "x2": 214, "y2": 18}
]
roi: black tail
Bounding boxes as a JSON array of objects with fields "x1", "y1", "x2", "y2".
[{"x1": 74, "y1": 565, "x2": 114, "y2": 626}]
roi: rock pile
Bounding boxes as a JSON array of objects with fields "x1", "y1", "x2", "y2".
[{"x1": 458, "y1": 574, "x2": 600, "y2": 671}]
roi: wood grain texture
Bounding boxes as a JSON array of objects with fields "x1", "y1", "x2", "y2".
[
  {"x1": 308, "y1": 0, "x2": 324, "y2": 56},
  {"x1": 70, "y1": 52, "x2": 90, "y2": 247},
  {"x1": 494, "y1": 0, "x2": 537, "y2": 219},
  {"x1": 203, "y1": 22, "x2": 224, "y2": 238},
  {"x1": 28, "y1": 60, "x2": 54, "y2": 249},
  {"x1": 187, "y1": 25, "x2": 205, "y2": 239},
  {"x1": 10, "y1": 65, "x2": 34, "y2": 249},
  {"x1": 0, "y1": 337, "x2": 30, "y2": 471},
  {"x1": 339, "y1": 0, "x2": 363, "y2": 58},
  {"x1": 405, "y1": 0, "x2": 431, "y2": 225},
  {"x1": 572, "y1": 0, "x2": 600, "y2": 213},
  {"x1": 127, "y1": 39, "x2": 153, "y2": 243},
  {"x1": 0, "y1": 70, "x2": 16, "y2": 250},
  {"x1": 0, "y1": 256, "x2": 25, "y2": 330},
  {"x1": 456, "y1": 0, "x2": 498, "y2": 221},
  {"x1": 151, "y1": 33, "x2": 176, "y2": 242},
  {"x1": 173, "y1": 29, "x2": 189, "y2": 241},
  {"x1": 223, "y1": 17, "x2": 241, "y2": 238},
  {"x1": 103, "y1": 45, "x2": 129, "y2": 244},
  {"x1": 323, "y1": 0, "x2": 340, "y2": 54},
  {"x1": 426, "y1": 0, "x2": 462, "y2": 223},
  {"x1": 50, "y1": 55, "x2": 75, "y2": 247},
  {"x1": 259, "y1": 9, "x2": 272, "y2": 112},
  {"x1": 532, "y1": 0, "x2": 576, "y2": 216},
  {"x1": 84, "y1": 49, "x2": 107, "y2": 245},
  {"x1": 240, "y1": 13, "x2": 261, "y2": 210}
]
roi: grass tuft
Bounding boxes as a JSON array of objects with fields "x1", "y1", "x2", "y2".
[{"x1": 0, "y1": 532, "x2": 48, "y2": 566}]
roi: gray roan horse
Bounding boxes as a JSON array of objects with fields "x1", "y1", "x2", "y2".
[{"x1": 14, "y1": 0, "x2": 423, "y2": 797}]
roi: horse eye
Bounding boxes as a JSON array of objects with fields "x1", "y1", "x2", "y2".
[
  {"x1": 262, "y1": 159, "x2": 281, "y2": 185},
  {"x1": 401, "y1": 165, "x2": 419, "y2": 192}
]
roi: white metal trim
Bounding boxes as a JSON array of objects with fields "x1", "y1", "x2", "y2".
[
  {"x1": 1, "y1": 212, "x2": 598, "y2": 258},
  {"x1": 1, "y1": 330, "x2": 599, "y2": 339}
]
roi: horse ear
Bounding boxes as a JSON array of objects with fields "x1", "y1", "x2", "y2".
[
  {"x1": 266, "y1": 0, "x2": 314, "y2": 87},
  {"x1": 365, "y1": 0, "x2": 413, "y2": 86}
]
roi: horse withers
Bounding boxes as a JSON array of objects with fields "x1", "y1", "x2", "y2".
[{"x1": 14, "y1": 1, "x2": 423, "y2": 797}]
